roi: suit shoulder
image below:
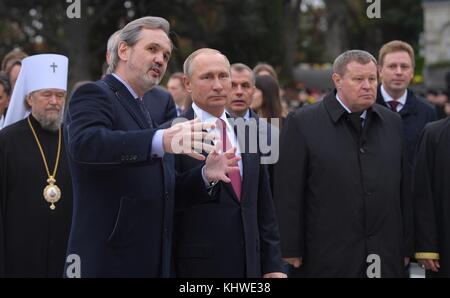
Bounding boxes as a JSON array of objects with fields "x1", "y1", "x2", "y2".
[
  {"x1": 423, "y1": 118, "x2": 450, "y2": 138},
  {"x1": 412, "y1": 94, "x2": 436, "y2": 114},
  {"x1": 71, "y1": 80, "x2": 108, "y2": 99},
  {"x1": 373, "y1": 103, "x2": 402, "y2": 121},
  {"x1": 290, "y1": 101, "x2": 322, "y2": 120},
  {"x1": 146, "y1": 86, "x2": 170, "y2": 99}
]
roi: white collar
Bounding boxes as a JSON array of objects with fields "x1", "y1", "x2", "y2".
[
  {"x1": 243, "y1": 109, "x2": 250, "y2": 120},
  {"x1": 191, "y1": 102, "x2": 229, "y2": 129},
  {"x1": 335, "y1": 93, "x2": 352, "y2": 113},
  {"x1": 336, "y1": 93, "x2": 367, "y2": 119},
  {"x1": 112, "y1": 73, "x2": 140, "y2": 100},
  {"x1": 380, "y1": 85, "x2": 407, "y2": 107}
]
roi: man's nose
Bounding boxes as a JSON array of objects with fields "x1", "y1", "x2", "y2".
[
  {"x1": 153, "y1": 52, "x2": 164, "y2": 66},
  {"x1": 394, "y1": 65, "x2": 403, "y2": 74},
  {"x1": 212, "y1": 78, "x2": 224, "y2": 91},
  {"x1": 361, "y1": 79, "x2": 371, "y2": 89},
  {"x1": 49, "y1": 95, "x2": 58, "y2": 104},
  {"x1": 235, "y1": 85, "x2": 243, "y2": 95}
]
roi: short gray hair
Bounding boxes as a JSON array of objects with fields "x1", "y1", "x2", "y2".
[
  {"x1": 106, "y1": 30, "x2": 121, "y2": 74},
  {"x1": 231, "y1": 63, "x2": 255, "y2": 85},
  {"x1": 183, "y1": 48, "x2": 230, "y2": 78},
  {"x1": 333, "y1": 50, "x2": 377, "y2": 76},
  {"x1": 109, "y1": 16, "x2": 171, "y2": 73}
]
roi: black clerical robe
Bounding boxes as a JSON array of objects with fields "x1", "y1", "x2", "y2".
[
  {"x1": 0, "y1": 116, "x2": 73, "y2": 277},
  {"x1": 414, "y1": 117, "x2": 450, "y2": 277}
]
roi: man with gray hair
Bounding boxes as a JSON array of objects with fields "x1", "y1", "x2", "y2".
[
  {"x1": 64, "y1": 17, "x2": 237, "y2": 277},
  {"x1": 274, "y1": 50, "x2": 413, "y2": 277},
  {"x1": 226, "y1": 63, "x2": 255, "y2": 119},
  {"x1": 105, "y1": 29, "x2": 121, "y2": 75},
  {"x1": 103, "y1": 28, "x2": 177, "y2": 125}
]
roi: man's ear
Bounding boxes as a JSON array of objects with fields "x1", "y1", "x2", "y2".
[
  {"x1": 25, "y1": 94, "x2": 33, "y2": 108},
  {"x1": 377, "y1": 65, "x2": 383, "y2": 79},
  {"x1": 117, "y1": 41, "x2": 129, "y2": 62},
  {"x1": 183, "y1": 76, "x2": 192, "y2": 93},
  {"x1": 332, "y1": 73, "x2": 341, "y2": 89}
]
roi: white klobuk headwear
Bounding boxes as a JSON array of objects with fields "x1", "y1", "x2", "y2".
[{"x1": 1, "y1": 54, "x2": 68, "y2": 129}]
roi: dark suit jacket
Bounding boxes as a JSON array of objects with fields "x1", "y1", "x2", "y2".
[
  {"x1": 173, "y1": 107, "x2": 283, "y2": 278},
  {"x1": 64, "y1": 75, "x2": 205, "y2": 277},
  {"x1": 143, "y1": 86, "x2": 177, "y2": 126},
  {"x1": 376, "y1": 86, "x2": 437, "y2": 166},
  {"x1": 275, "y1": 91, "x2": 413, "y2": 277}
]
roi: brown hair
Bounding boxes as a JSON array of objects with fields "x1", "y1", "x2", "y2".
[
  {"x1": 168, "y1": 72, "x2": 185, "y2": 85},
  {"x1": 231, "y1": 63, "x2": 254, "y2": 85},
  {"x1": 378, "y1": 40, "x2": 415, "y2": 67},
  {"x1": 255, "y1": 75, "x2": 282, "y2": 123},
  {"x1": 253, "y1": 63, "x2": 278, "y2": 81}
]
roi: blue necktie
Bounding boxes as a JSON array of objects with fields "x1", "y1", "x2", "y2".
[{"x1": 137, "y1": 99, "x2": 154, "y2": 128}]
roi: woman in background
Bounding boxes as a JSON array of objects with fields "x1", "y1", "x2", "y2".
[{"x1": 251, "y1": 75, "x2": 284, "y2": 196}]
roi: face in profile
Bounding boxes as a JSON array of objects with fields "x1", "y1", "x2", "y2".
[{"x1": 120, "y1": 28, "x2": 172, "y2": 94}]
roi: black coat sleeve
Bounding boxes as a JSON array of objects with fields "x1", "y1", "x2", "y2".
[
  {"x1": 413, "y1": 123, "x2": 440, "y2": 257},
  {"x1": 257, "y1": 163, "x2": 283, "y2": 274},
  {"x1": 400, "y1": 134, "x2": 414, "y2": 257},
  {"x1": 0, "y1": 140, "x2": 5, "y2": 277},
  {"x1": 273, "y1": 112, "x2": 308, "y2": 258}
]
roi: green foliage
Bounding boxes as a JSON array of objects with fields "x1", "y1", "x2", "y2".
[{"x1": 0, "y1": 0, "x2": 425, "y2": 84}]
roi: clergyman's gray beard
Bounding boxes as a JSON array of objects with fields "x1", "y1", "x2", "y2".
[{"x1": 35, "y1": 111, "x2": 64, "y2": 132}]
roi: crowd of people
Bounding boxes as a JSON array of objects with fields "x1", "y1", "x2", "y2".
[{"x1": 0, "y1": 16, "x2": 449, "y2": 278}]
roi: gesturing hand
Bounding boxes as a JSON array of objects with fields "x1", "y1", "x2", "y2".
[
  {"x1": 203, "y1": 144, "x2": 240, "y2": 183},
  {"x1": 163, "y1": 118, "x2": 217, "y2": 160}
]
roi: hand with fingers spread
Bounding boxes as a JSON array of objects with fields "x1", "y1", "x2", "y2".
[
  {"x1": 163, "y1": 118, "x2": 217, "y2": 160},
  {"x1": 204, "y1": 146, "x2": 241, "y2": 184}
]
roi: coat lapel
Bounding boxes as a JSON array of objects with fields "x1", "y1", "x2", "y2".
[{"x1": 103, "y1": 75, "x2": 150, "y2": 129}]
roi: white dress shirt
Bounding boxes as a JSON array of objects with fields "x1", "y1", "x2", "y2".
[{"x1": 380, "y1": 85, "x2": 407, "y2": 112}]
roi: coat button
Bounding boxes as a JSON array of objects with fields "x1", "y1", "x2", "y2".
[{"x1": 359, "y1": 147, "x2": 366, "y2": 154}]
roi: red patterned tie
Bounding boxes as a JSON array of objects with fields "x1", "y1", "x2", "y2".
[
  {"x1": 388, "y1": 101, "x2": 399, "y2": 112},
  {"x1": 218, "y1": 118, "x2": 242, "y2": 200}
]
